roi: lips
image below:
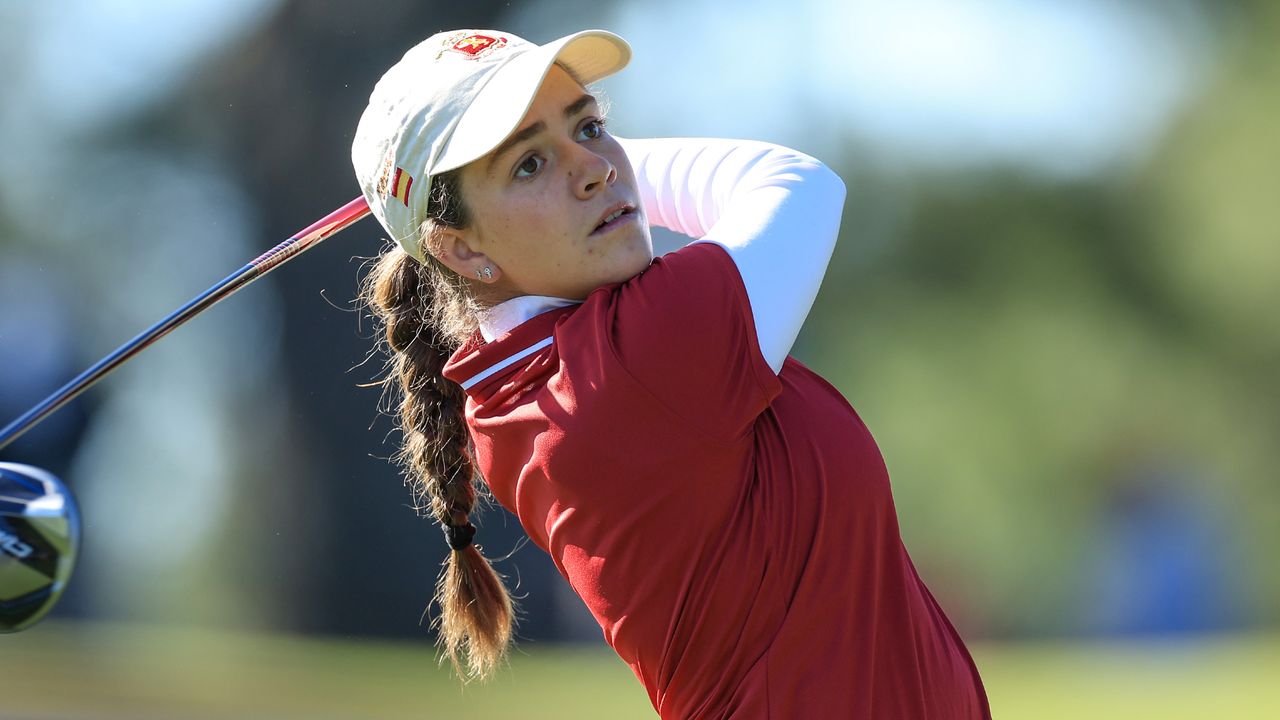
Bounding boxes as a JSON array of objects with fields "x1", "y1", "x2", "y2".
[{"x1": 592, "y1": 202, "x2": 636, "y2": 234}]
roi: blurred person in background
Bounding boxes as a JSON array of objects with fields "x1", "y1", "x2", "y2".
[
  {"x1": 1090, "y1": 447, "x2": 1239, "y2": 636},
  {"x1": 354, "y1": 28, "x2": 989, "y2": 718}
]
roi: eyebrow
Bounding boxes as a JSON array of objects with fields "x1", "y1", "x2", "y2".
[{"x1": 487, "y1": 93, "x2": 599, "y2": 172}]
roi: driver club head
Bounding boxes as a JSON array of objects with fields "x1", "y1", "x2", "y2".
[{"x1": 0, "y1": 462, "x2": 81, "y2": 633}]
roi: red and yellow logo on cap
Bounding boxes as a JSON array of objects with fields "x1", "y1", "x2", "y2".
[
  {"x1": 390, "y1": 167, "x2": 413, "y2": 206},
  {"x1": 377, "y1": 158, "x2": 414, "y2": 207},
  {"x1": 447, "y1": 33, "x2": 507, "y2": 59}
]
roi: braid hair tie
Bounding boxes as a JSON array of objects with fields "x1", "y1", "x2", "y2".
[{"x1": 443, "y1": 521, "x2": 477, "y2": 551}]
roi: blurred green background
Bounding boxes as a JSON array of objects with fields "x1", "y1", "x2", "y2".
[{"x1": 1, "y1": 0, "x2": 1277, "y2": 717}]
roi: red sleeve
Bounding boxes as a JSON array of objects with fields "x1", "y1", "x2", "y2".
[{"x1": 602, "y1": 242, "x2": 782, "y2": 442}]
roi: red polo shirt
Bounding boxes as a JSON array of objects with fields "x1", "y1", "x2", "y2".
[{"x1": 443, "y1": 242, "x2": 989, "y2": 719}]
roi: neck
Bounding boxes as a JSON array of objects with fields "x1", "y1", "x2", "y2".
[{"x1": 477, "y1": 294, "x2": 580, "y2": 341}]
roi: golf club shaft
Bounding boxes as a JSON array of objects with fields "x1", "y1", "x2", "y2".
[{"x1": 0, "y1": 196, "x2": 371, "y2": 452}]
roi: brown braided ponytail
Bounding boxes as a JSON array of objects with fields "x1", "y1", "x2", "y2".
[{"x1": 360, "y1": 169, "x2": 513, "y2": 681}]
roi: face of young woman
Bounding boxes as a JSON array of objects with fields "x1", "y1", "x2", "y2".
[{"x1": 439, "y1": 64, "x2": 654, "y2": 302}]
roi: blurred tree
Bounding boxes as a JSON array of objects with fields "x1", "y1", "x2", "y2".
[
  {"x1": 800, "y1": 0, "x2": 1276, "y2": 637},
  {"x1": 1132, "y1": 0, "x2": 1280, "y2": 621}
]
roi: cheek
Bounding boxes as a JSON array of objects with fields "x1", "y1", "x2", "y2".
[
  {"x1": 483, "y1": 195, "x2": 540, "y2": 242},
  {"x1": 484, "y1": 195, "x2": 575, "y2": 270}
]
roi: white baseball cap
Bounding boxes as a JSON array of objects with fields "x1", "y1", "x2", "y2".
[{"x1": 352, "y1": 29, "x2": 631, "y2": 262}]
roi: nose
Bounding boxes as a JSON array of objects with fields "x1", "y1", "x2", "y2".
[{"x1": 571, "y1": 145, "x2": 616, "y2": 200}]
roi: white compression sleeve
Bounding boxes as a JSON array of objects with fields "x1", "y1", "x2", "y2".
[{"x1": 619, "y1": 137, "x2": 847, "y2": 374}]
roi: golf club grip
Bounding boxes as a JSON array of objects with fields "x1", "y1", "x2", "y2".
[{"x1": 0, "y1": 196, "x2": 371, "y2": 452}]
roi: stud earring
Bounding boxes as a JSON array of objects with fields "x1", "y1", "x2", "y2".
[{"x1": 479, "y1": 266, "x2": 494, "y2": 281}]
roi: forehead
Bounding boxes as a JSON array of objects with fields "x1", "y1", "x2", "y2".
[{"x1": 466, "y1": 66, "x2": 597, "y2": 184}]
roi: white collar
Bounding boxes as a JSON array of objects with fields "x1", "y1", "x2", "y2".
[{"x1": 479, "y1": 295, "x2": 581, "y2": 342}]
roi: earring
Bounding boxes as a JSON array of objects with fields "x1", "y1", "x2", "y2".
[{"x1": 479, "y1": 266, "x2": 494, "y2": 281}]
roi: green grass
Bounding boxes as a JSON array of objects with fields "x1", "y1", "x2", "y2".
[
  {"x1": 2, "y1": 622, "x2": 1278, "y2": 718},
  {"x1": 979, "y1": 634, "x2": 1280, "y2": 719},
  {"x1": 0, "y1": 621, "x2": 654, "y2": 720}
]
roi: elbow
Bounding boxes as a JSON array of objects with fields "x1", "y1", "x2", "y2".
[
  {"x1": 795, "y1": 154, "x2": 846, "y2": 207},
  {"x1": 813, "y1": 161, "x2": 847, "y2": 211},
  {"x1": 791, "y1": 155, "x2": 847, "y2": 243},
  {"x1": 759, "y1": 146, "x2": 847, "y2": 210},
  {"x1": 748, "y1": 146, "x2": 848, "y2": 249}
]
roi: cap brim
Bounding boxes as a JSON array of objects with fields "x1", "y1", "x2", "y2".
[{"x1": 434, "y1": 30, "x2": 631, "y2": 174}]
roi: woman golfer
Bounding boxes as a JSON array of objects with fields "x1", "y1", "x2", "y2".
[{"x1": 353, "y1": 28, "x2": 989, "y2": 719}]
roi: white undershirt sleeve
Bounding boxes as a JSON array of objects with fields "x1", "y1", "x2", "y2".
[{"x1": 618, "y1": 136, "x2": 847, "y2": 374}]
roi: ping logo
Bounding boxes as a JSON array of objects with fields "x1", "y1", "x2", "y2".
[{"x1": 1, "y1": 528, "x2": 34, "y2": 560}]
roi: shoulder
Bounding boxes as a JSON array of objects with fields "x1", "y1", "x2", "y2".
[{"x1": 556, "y1": 243, "x2": 780, "y2": 441}]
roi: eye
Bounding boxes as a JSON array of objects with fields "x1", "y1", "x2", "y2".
[
  {"x1": 515, "y1": 154, "x2": 544, "y2": 178},
  {"x1": 576, "y1": 118, "x2": 606, "y2": 142}
]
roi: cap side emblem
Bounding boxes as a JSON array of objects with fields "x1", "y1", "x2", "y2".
[
  {"x1": 377, "y1": 156, "x2": 413, "y2": 207},
  {"x1": 390, "y1": 167, "x2": 413, "y2": 206}
]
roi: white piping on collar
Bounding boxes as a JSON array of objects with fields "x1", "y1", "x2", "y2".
[{"x1": 479, "y1": 295, "x2": 580, "y2": 342}]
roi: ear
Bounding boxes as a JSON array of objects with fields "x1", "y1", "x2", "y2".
[{"x1": 426, "y1": 225, "x2": 502, "y2": 284}]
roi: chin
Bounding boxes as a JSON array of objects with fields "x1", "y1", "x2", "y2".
[
  {"x1": 615, "y1": 243, "x2": 655, "y2": 283},
  {"x1": 584, "y1": 230, "x2": 654, "y2": 292}
]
